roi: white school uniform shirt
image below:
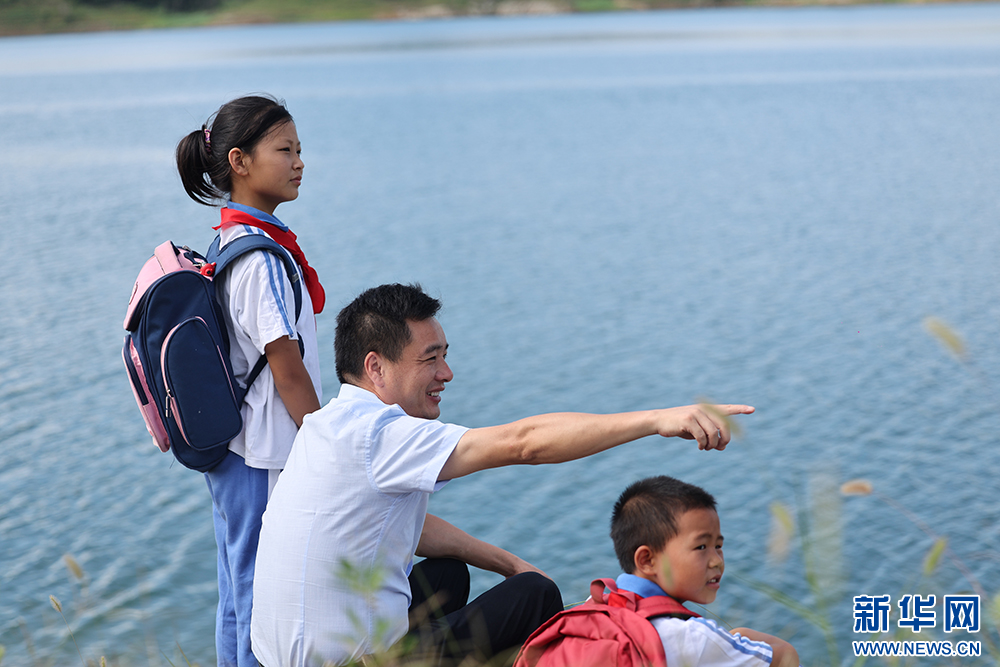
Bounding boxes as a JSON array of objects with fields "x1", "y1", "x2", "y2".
[
  {"x1": 214, "y1": 204, "x2": 322, "y2": 470},
  {"x1": 652, "y1": 617, "x2": 774, "y2": 667},
  {"x1": 614, "y1": 575, "x2": 775, "y2": 667},
  {"x1": 251, "y1": 383, "x2": 469, "y2": 667}
]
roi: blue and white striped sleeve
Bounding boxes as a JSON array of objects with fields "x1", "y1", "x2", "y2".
[
  {"x1": 227, "y1": 246, "x2": 298, "y2": 354},
  {"x1": 653, "y1": 617, "x2": 774, "y2": 667}
]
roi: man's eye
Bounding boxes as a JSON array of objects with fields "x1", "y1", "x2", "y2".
[{"x1": 695, "y1": 545, "x2": 706, "y2": 550}]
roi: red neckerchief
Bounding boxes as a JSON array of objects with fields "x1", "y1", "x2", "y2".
[{"x1": 214, "y1": 207, "x2": 326, "y2": 314}]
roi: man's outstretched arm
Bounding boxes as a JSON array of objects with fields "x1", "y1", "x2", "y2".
[
  {"x1": 439, "y1": 403, "x2": 754, "y2": 481},
  {"x1": 416, "y1": 514, "x2": 548, "y2": 579}
]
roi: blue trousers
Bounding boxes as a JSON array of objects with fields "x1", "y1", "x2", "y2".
[{"x1": 204, "y1": 451, "x2": 269, "y2": 667}]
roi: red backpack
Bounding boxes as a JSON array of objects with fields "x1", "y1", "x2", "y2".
[{"x1": 514, "y1": 578, "x2": 699, "y2": 667}]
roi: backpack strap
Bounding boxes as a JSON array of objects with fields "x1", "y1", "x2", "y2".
[
  {"x1": 592, "y1": 578, "x2": 700, "y2": 621},
  {"x1": 206, "y1": 234, "x2": 304, "y2": 321},
  {"x1": 636, "y1": 596, "x2": 699, "y2": 621},
  {"x1": 206, "y1": 234, "x2": 306, "y2": 403}
]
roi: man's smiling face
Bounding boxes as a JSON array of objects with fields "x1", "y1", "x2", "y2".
[{"x1": 378, "y1": 317, "x2": 453, "y2": 420}]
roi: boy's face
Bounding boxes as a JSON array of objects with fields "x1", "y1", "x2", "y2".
[{"x1": 649, "y1": 508, "x2": 724, "y2": 604}]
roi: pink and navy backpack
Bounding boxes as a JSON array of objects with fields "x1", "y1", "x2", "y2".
[
  {"x1": 514, "y1": 578, "x2": 699, "y2": 667},
  {"x1": 122, "y1": 236, "x2": 301, "y2": 472}
]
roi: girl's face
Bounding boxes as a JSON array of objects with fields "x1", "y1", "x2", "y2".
[{"x1": 229, "y1": 120, "x2": 303, "y2": 214}]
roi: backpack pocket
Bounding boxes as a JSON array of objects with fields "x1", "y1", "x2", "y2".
[
  {"x1": 123, "y1": 335, "x2": 171, "y2": 453},
  {"x1": 160, "y1": 317, "x2": 243, "y2": 452}
]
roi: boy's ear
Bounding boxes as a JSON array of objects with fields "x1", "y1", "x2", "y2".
[{"x1": 633, "y1": 545, "x2": 657, "y2": 576}]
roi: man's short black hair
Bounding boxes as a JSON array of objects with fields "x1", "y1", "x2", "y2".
[
  {"x1": 335, "y1": 283, "x2": 442, "y2": 384},
  {"x1": 610, "y1": 475, "x2": 717, "y2": 573}
]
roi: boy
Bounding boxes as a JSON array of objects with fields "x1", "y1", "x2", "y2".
[{"x1": 609, "y1": 475, "x2": 800, "y2": 667}]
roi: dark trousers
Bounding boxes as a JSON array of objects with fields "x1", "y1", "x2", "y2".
[{"x1": 406, "y1": 558, "x2": 563, "y2": 666}]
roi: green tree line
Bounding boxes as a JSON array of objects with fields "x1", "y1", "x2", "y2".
[
  {"x1": 76, "y1": 0, "x2": 221, "y2": 10},
  {"x1": 0, "y1": 0, "x2": 221, "y2": 11}
]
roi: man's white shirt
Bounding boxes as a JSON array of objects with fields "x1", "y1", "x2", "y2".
[{"x1": 251, "y1": 384, "x2": 469, "y2": 667}]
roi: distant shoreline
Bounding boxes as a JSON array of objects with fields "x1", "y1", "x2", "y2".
[{"x1": 0, "y1": 0, "x2": 986, "y2": 38}]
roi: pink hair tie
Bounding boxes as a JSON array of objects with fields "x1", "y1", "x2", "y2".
[{"x1": 203, "y1": 127, "x2": 212, "y2": 152}]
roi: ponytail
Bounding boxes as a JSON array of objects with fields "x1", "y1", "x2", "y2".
[
  {"x1": 176, "y1": 94, "x2": 293, "y2": 206},
  {"x1": 176, "y1": 125, "x2": 216, "y2": 205}
]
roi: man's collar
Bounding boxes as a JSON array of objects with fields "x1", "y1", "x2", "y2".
[
  {"x1": 616, "y1": 573, "x2": 670, "y2": 599},
  {"x1": 337, "y1": 382, "x2": 385, "y2": 404}
]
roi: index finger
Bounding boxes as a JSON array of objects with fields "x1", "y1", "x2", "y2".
[
  {"x1": 699, "y1": 403, "x2": 755, "y2": 441},
  {"x1": 714, "y1": 404, "x2": 755, "y2": 415}
]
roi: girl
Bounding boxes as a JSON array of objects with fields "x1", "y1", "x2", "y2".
[{"x1": 176, "y1": 95, "x2": 323, "y2": 667}]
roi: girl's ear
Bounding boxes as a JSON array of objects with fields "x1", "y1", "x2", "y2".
[{"x1": 229, "y1": 147, "x2": 250, "y2": 176}]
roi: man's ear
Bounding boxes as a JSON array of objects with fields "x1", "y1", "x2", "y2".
[
  {"x1": 364, "y1": 351, "x2": 385, "y2": 388},
  {"x1": 229, "y1": 147, "x2": 250, "y2": 176}
]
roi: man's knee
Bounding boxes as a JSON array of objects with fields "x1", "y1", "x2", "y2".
[
  {"x1": 506, "y1": 572, "x2": 564, "y2": 620},
  {"x1": 409, "y1": 558, "x2": 472, "y2": 622}
]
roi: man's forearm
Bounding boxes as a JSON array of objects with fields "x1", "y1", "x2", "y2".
[
  {"x1": 441, "y1": 411, "x2": 657, "y2": 480},
  {"x1": 441, "y1": 404, "x2": 754, "y2": 480},
  {"x1": 497, "y1": 411, "x2": 661, "y2": 465},
  {"x1": 416, "y1": 514, "x2": 542, "y2": 578}
]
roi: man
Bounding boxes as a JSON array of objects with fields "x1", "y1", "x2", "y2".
[{"x1": 251, "y1": 283, "x2": 754, "y2": 667}]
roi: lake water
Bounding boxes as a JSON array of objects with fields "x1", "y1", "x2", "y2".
[{"x1": 2, "y1": 4, "x2": 1000, "y2": 665}]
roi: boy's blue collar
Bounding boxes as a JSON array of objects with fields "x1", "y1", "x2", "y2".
[
  {"x1": 225, "y1": 200, "x2": 289, "y2": 231},
  {"x1": 616, "y1": 573, "x2": 670, "y2": 599}
]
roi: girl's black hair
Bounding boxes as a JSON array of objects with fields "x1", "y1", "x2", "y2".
[{"x1": 176, "y1": 94, "x2": 293, "y2": 206}]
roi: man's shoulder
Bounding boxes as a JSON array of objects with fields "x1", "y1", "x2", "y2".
[
  {"x1": 330, "y1": 385, "x2": 399, "y2": 414},
  {"x1": 306, "y1": 386, "x2": 406, "y2": 431},
  {"x1": 303, "y1": 385, "x2": 467, "y2": 459}
]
